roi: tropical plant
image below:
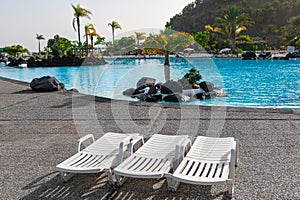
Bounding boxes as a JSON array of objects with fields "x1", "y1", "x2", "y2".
[
  {"x1": 214, "y1": 6, "x2": 254, "y2": 52},
  {"x1": 108, "y1": 20, "x2": 122, "y2": 45},
  {"x1": 178, "y1": 67, "x2": 202, "y2": 89},
  {"x1": 72, "y1": 4, "x2": 92, "y2": 45},
  {"x1": 135, "y1": 32, "x2": 146, "y2": 46},
  {"x1": 144, "y1": 27, "x2": 194, "y2": 81},
  {"x1": 36, "y1": 34, "x2": 45, "y2": 55},
  {"x1": 144, "y1": 27, "x2": 194, "y2": 65},
  {"x1": 47, "y1": 35, "x2": 74, "y2": 57}
]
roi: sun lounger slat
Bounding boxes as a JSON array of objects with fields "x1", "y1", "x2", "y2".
[
  {"x1": 134, "y1": 157, "x2": 152, "y2": 171},
  {"x1": 181, "y1": 160, "x2": 194, "y2": 175},
  {"x1": 187, "y1": 160, "x2": 200, "y2": 177}
]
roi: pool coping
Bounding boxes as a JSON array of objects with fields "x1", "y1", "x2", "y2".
[{"x1": 0, "y1": 76, "x2": 298, "y2": 115}]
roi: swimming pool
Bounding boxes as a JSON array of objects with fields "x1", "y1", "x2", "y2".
[{"x1": 0, "y1": 58, "x2": 299, "y2": 109}]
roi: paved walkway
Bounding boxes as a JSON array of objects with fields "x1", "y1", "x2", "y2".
[{"x1": 0, "y1": 77, "x2": 299, "y2": 199}]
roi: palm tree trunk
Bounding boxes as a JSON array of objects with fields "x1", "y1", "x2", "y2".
[
  {"x1": 230, "y1": 25, "x2": 236, "y2": 53},
  {"x1": 91, "y1": 37, "x2": 94, "y2": 56},
  {"x1": 77, "y1": 17, "x2": 81, "y2": 45},
  {"x1": 38, "y1": 40, "x2": 41, "y2": 55},
  {"x1": 164, "y1": 53, "x2": 170, "y2": 81},
  {"x1": 112, "y1": 28, "x2": 115, "y2": 45},
  {"x1": 164, "y1": 53, "x2": 170, "y2": 66}
]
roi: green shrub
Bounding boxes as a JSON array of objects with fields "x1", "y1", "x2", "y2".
[{"x1": 178, "y1": 67, "x2": 202, "y2": 89}]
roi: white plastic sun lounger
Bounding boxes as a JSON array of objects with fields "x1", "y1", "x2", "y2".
[
  {"x1": 113, "y1": 134, "x2": 191, "y2": 186},
  {"x1": 56, "y1": 132, "x2": 144, "y2": 182},
  {"x1": 167, "y1": 136, "x2": 237, "y2": 196}
]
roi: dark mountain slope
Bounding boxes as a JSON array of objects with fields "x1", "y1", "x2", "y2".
[{"x1": 167, "y1": 0, "x2": 300, "y2": 46}]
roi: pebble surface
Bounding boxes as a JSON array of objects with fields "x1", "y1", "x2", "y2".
[{"x1": 0, "y1": 77, "x2": 299, "y2": 199}]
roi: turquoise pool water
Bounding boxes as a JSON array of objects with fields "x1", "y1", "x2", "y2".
[{"x1": 0, "y1": 58, "x2": 299, "y2": 109}]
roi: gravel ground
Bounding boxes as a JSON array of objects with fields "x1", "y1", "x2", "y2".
[{"x1": 0, "y1": 77, "x2": 299, "y2": 200}]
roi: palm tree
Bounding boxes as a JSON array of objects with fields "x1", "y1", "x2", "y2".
[
  {"x1": 36, "y1": 34, "x2": 45, "y2": 55},
  {"x1": 108, "y1": 20, "x2": 122, "y2": 45},
  {"x1": 89, "y1": 30, "x2": 99, "y2": 54},
  {"x1": 135, "y1": 32, "x2": 146, "y2": 47},
  {"x1": 281, "y1": 15, "x2": 300, "y2": 46},
  {"x1": 72, "y1": 4, "x2": 92, "y2": 45},
  {"x1": 144, "y1": 27, "x2": 194, "y2": 81},
  {"x1": 84, "y1": 24, "x2": 99, "y2": 55},
  {"x1": 84, "y1": 24, "x2": 92, "y2": 46},
  {"x1": 214, "y1": 6, "x2": 254, "y2": 52}
]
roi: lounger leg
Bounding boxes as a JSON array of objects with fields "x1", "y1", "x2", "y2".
[
  {"x1": 228, "y1": 181, "x2": 234, "y2": 197},
  {"x1": 115, "y1": 175, "x2": 127, "y2": 187},
  {"x1": 105, "y1": 169, "x2": 116, "y2": 185},
  {"x1": 227, "y1": 141, "x2": 237, "y2": 198},
  {"x1": 235, "y1": 140, "x2": 239, "y2": 167},
  {"x1": 165, "y1": 174, "x2": 180, "y2": 192},
  {"x1": 60, "y1": 172, "x2": 75, "y2": 182}
]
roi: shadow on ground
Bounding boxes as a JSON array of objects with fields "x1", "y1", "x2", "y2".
[{"x1": 20, "y1": 172, "x2": 228, "y2": 199}]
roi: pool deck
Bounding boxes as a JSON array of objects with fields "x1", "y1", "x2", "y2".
[{"x1": 0, "y1": 77, "x2": 299, "y2": 199}]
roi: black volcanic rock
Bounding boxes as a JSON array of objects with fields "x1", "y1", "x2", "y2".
[{"x1": 27, "y1": 55, "x2": 107, "y2": 67}]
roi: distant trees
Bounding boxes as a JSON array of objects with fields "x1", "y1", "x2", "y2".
[
  {"x1": 72, "y1": 4, "x2": 92, "y2": 45},
  {"x1": 108, "y1": 21, "x2": 122, "y2": 45},
  {"x1": 118, "y1": 36, "x2": 136, "y2": 53},
  {"x1": 94, "y1": 36, "x2": 106, "y2": 53},
  {"x1": 135, "y1": 32, "x2": 146, "y2": 47},
  {"x1": 3, "y1": 45, "x2": 29, "y2": 57}
]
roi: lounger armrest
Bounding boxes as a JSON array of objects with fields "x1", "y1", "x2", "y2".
[
  {"x1": 75, "y1": 134, "x2": 95, "y2": 153},
  {"x1": 116, "y1": 137, "x2": 133, "y2": 164},
  {"x1": 117, "y1": 135, "x2": 144, "y2": 164},
  {"x1": 174, "y1": 138, "x2": 192, "y2": 170},
  {"x1": 127, "y1": 136, "x2": 144, "y2": 156}
]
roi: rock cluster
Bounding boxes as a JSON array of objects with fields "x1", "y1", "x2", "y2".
[
  {"x1": 7, "y1": 55, "x2": 107, "y2": 67},
  {"x1": 123, "y1": 77, "x2": 225, "y2": 103}
]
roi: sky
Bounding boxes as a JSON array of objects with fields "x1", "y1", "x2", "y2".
[{"x1": 0, "y1": 0, "x2": 195, "y2": 52}]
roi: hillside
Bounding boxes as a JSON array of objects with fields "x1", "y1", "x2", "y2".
[{"x1": 167, "y1": 0, "x2": 300, "y2": 47}]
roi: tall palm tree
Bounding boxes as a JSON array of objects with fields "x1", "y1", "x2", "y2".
[
  {"x1": 135, "y1": 32, "x2": 146, "y2": 47},
  {"x1": 215, "y1": 6, "x2": 254, "y2": 52},
  {"x1": 72, "y1": 4, "x2": 92, "y2": 45},
  {"x1": 36, "y1": 34, "x2": 45, "y2": 55},
  {"x1": 108, "y1": 20, "x2": 122, "y2": 45},
  {"x1": 144, "y1": 27, "x2": 194, "y2": 81}
]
